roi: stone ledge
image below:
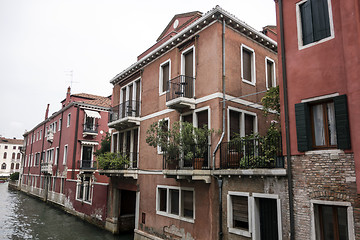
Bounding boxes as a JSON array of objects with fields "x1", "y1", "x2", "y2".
[{"x1": 213, "y1": 168, "x2": 287, "y2": 177}]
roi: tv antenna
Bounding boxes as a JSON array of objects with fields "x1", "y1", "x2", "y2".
[{"x1": 64, "y1": 70, "x2": 79, "y2": 88}]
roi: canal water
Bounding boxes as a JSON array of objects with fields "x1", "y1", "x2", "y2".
[{"x1": 0, "y1": 182, "x2": 133, "y2": 240}]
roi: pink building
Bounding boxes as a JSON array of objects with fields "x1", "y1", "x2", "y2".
[
  {"x1": 104, "y1": 6, "x2": 289, "y2": 239},
  {"x1": 20, "y1": 87, "x2": 111, "y2": 228},
  {"x1": 277, "y1": 0, "x2": 360, "y2": 239}
]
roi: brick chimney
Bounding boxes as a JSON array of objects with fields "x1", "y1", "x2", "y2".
[
  {"x1": 64, "y1": 86, "x2": 71, "y2": 106},
  {"x1": 45, "y1": 104, "x2": 50, "y2": 120}
]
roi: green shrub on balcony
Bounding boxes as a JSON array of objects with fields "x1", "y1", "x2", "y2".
[{"x1": 97, "y1": 152, "x2": 129, "y2": 170}]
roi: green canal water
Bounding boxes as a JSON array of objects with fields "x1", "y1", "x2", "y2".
[{"x1": 0, "y1": 182, "x2": 133, "y2": 240}]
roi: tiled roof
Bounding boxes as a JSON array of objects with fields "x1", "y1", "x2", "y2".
[
  {"x1": 71, "y1": 93, "x2": 111, "y2": 108},
  {"x1": 0, "y1": 138, "x2": 24, "y2": 145}
]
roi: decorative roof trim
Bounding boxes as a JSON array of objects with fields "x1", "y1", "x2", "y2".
[{"x1": 110, "y1": 5, "x2": 277, "y2": 85}]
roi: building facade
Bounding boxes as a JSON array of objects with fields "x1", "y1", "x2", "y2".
[
  {"x1": 0, "y1": 137, "x2": 23, "y2": 177},
  {"x1": 104, "y1": 6, "x2": 289, "y2": 239},
  {"x1": 19, "y1": 87, "x2": 111, "y2": 227},
  {"x1": 276, "y1": 0, "x2": 360, "y2": 239}
]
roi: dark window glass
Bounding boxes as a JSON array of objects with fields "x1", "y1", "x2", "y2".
[
  {"x1": 232, "y1": 195, "x2": 249, "y2": 231},
  {"x1": 159, "y1": 188, "x2": 167, "y2": 212},
  {"x1": 170, "y1": 189, "x2": 179, "y2": 215},
  {"x1": 162, "y1": 63, "x2": 169, "y2": 92},
  {"x1": 242, "y1": 48, "x2": 252, "y2": 81},
  {"x1": 182, "y1": 190, "x2": 193, "y2": 218}
]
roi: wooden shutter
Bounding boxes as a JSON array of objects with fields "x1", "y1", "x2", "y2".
[
  {"x1": 162, "y1": 63, "x2": 169, "y2": 92},
  {"x1": 230, "y1": 110, "x2": 240, "y2": 140},
  {"x1": 197, "y1": 110, "x2": 208, "y2": 129},
  {"x1": 295, "y1": 103, "x2": 313, "y2": 151},
  {"x1": 311, "y1": 0, "x2": 331, "y2": 41},
  {"x1": 242, "y1": 49, "x2": 252, "y2": 81},
  {"x1": 245, "y1": 114, "x2": 254, "y2": 136},
  {"x1": 232, "y1": 195, "x2": 248, "y2": 229},
  {"x1": 267, "y1": 60, "x2": 274, "y2": 88},
  {"x1": 300, "y1": 1, "x2": 314, "y2": 45},
  {"x1": 334, "y1": 95, "x2": 351, "y2": 149}
]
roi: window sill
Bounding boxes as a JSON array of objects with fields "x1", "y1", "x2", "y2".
[
  {"x1": 159, "y1": 91, "x2": 166, "y2": 96},
  {"x1": 242, "y1": 79, "x2": 256, "y2": 86},
  {"x1": 298, "y1": 35, "x2": 334, "y2": 50},
  {"x1": 75, "y1": 198, "x2": 92, "y2": 205},
  {"x1": 156, "y1": 211, "x2": 194, "y2": 223},
  {"x1": 228, "y1": 227, "x2": 251, "y2": 237},
  {"x1": 305, "y1": 149, "x2": 343, "y2": 155}
]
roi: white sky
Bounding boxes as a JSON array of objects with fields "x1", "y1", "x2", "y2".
[{"x1": 0, "y1": 0, "x2": 276, "y2": 139}]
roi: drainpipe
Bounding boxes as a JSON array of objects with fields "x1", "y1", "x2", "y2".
[
  {"x1": 222, "y1": 18, "x2": 226, "y2": 134},
  {"x1": 56, "y1": 111, "x2": 64, "y2": 171},
  {"x1": 278, "y1": 0, "x2": 295, "y2": 239},
  {"x1": 71, "y1": 106, "x2": 80, "y2": 179},
  {"x1": 217, "y1": 178, "x2": 223, "y2": 240}
]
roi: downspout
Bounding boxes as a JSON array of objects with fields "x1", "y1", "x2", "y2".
[
  {"x1": 39, "y1": 122, "x2": 46, "y2": 177},
  {"x1": 56, "y1": 111, "x2": 64, "y2": 170},
  {"x1": 71, "y1": 106, "x2": 80, "y2": 179},
  {"x1": 278, "y1": 0, "x2": 295, "y2": 239}
]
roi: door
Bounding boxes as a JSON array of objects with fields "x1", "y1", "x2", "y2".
[
  {"x1": 82, "y1": 146, "x2": 93, "y2": 168},
  {"x1": 259, "y1": 198, "x2": 279, "y2": 240},
  {"x1": 183, "y1": 49, "x2": 194, "y2": 98}
]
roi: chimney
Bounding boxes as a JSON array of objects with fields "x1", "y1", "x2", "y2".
[
  {"x1": 65, "y1": 86, "x2": 71, "y2": 106},
  {"x1": 45, "y1": 104, "x2": 50, "y2": 120}
]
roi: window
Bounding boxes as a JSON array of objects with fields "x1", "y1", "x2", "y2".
[
  {"x1": 67, "y1": 113, "x2": 71, "y2": 127},
  {"x1": 39, "y1": 129, "x2": 42, "y2": 140},
  {"x1": 1, "y1": 163, "x2": 6, "y2": 169},
  {"x1": 15, "y1": 163, "x2": 19, "y2": 169},
  {"x1": 119, "y1": 79, "x2": 141, "y2": 119},
  {"x1": 54, "y1": 122, "x2": 57, "y2": 133},
  {"x1": 13, "y1": 146, "x2": 16, "y2": 150},
  {"x1": 17, "y1": 153, "x2": 20, "y2": 160},
  {"x1": 35, "y1": 153, "x2": 40, "y2": 166},
  {"x1": 3, "y1": 152, "x2": 7, "y2": 159},
  {"x1": 11, "y1": 163, "x2": 14, "y2": 169},
  {"x1": 117, "y1": 129, "x2": 139, "y2": 168},
  {"x1": 76, "y1": 175, "x2": 92, "y2": 203},
  {"x1": 5, "y1": 145, "x2": 8, "y2": 149},
  {"x1": 63, "y1": 145, "x2": 68, "y2": 165},
  {"x1": 159, "y1": 60, "x2": 171, "y2": 94},
  {"x1": 312, "y1": 200, "x2": 354, "y2": 240},
  {"x1": 60, "y1": 178, "x2": 65, "y2": 194},
  {"x1": 54, "y1": 147, "x2": 59, "y2": 165},
  {"x1": 180, "y1": 46, "x2": 195, "y2": 98},
  {"x1": 12, "y1": 153, "x2": 15, "y2": 159},
  {"x1": 59, "y1": 118, "x2": 62, "y2": 131},
  {"x1": 227, "y1": 192, "x2": 251, "y2": 237},
  {"x1": 297, "y1": 0, "x2": 333, "y2": 48},
  {"x1": 46, "y1": 149, "x2": 54, "y2": 163},
  {"x1": 156, "y1": 186, "x2": 195, "y2": 222},
  {"x1": 295, "y1": 94, "x2": 351, "y2": 151},
  {"x1": 157, "y1": 119, "x2": 169, "y2": 154},
  {"x1": 241, "y1": 44, "x2": 255, "y2": 85},
  {"x1": 265, "y1": 57, "x2": 276, "y2": 89},
  {"x1": 228, "y1": 108, "x2": 257, "y2": 141}
]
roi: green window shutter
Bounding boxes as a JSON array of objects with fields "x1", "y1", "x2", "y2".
[
  {"x1": 300, "y1": 1, "x2": 314, "y2": 45},
  {"x1": 334, "y1": 95, "x2": 351, "y2": 149},
  {"x1": 295, "y1": 103, "x2": 312, "y2": 152},
  {"x1": 311, "y1": 0, "x2": 331, "y2": 41}
]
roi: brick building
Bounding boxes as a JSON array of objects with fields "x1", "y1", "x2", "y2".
[
  {"x1": 19, "y1": 87, "x2": 111, "y2": 227},
  {"x1": 103, "y1": 6, "x2": 289, "y2": 239},
  {"x1": 276, "y1": 0, "x2": 360, "y2": 239},
  {"x1": 0, "y1": 137, "x2": 23, "y2": 177}
]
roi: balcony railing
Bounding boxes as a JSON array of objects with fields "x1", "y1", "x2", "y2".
[
  {"x1": 41, "y1": 162, "x2": 52, "y2": 174},
  {"x1": 162, "y1": 144, "x2": 211, "y2": 170},
  {"x1": 83, "y1": 124, "x2": 98, "y2": 134},
  {"x1": 166, "y1": 75, "x2": 195, "y2": 102},
  {"x1": 109, "y1": 100, "x2": 140, "y2": 123},
  {"x1": 220, "y1": 136, "x2": 284, "y2": 169},
  {"x1": 78, "y1": 160, "x2": 97, "y2": 170}
]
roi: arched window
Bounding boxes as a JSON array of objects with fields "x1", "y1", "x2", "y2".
[
  {"x1": 15, "y1": 163, "x2": 19, "y2": 169},
  {"x1": 12, "y1": 152, "x2": 15, "y2": 159},
  {"x1": 11, "y1": 163, "x2": 14, "y2": 169},
  {"x1": 1, "y1": 163, "x2": 6, "y2": 169},
  {"x1": 17, "y1": 153, "x2": 21, "y2": 159},
  {"x1": 3, "y1": 152, "x2": 7, "y2": 159}
]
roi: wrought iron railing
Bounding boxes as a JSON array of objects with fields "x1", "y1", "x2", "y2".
[
  {"x1": 83, "y1": 124, "x2": 98, "y2": 133},
  {"x1": 220, "y1": 136, "x2": 284, "y2": 169},
  {"x1": 162, "y1": 144, "x2": 211, "y2": 170},
  {"x1": 78, "y1": 160, "x2": 97, "y2": 170},
  {"x1": 109, "y1": 100, "x2": 141, "y2": 123},
  {"x1": 166, "y1": 75, "x2": 195, "y2": 102}
]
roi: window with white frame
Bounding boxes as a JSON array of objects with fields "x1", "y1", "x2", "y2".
[
  {"x1": 55, "y1": 147, "x2": 59, "y2": 165},
  {"x1": 156, "y1": 185, "x2": 195, "y2": 222},
  {"x1": 180, "y1": 46, "x2": 195, "y2": 98},
  {"x1": 59, "y1": 118, "x2": 62, "y2": 131},
  {"x1": 119, "y1": 78, "x2": 141, "y2": 118},
  {"x1": 265, "y1": 57, "x2": 276, "y2": 89},
  {"x1": 76, "y1": 175, "x2": 92, "y2": 203},
  {"x1": 67, "y1": 113, "x2": 71, "y2": 127},
  {"x1": 159, "y1": 60, "x2": 171, "y2": 94},
  {"x1": 241, "y1": 44, "x2": 256, "y2": 85},
  {"x1": 63, "y1": 145, "x2": 68, "y2": 165},
  {"x1": 228, "y1": 108, "x2": 257, "y2": 141},
  {"x1": 39, "y1": 129, "x2": 42, "y2": 140},
  {"x1": 296, "y1": 0, "x2": 334, "y2": 49},
  {"x1": 227, "y1": 192, "x2": 251, "y2": 237},
  {"x1": 116, "y1": 128, "x2": 139, "y2": 168},
  {"x1": 312, "y1": 200, "x2": 354, "y2": 240},
  {"x1": 46, "y1": 149, "x2": 54, "y2": 163}
]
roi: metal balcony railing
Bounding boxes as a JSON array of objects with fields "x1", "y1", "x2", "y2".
[
  {"x1": 220, "y1": 136, "x2": 284, "y2": 169},
  {"x1": 78, "y1": 160, "x2": 97, "y2": 170},
  {"x1": 40, "y1": 162, "x2": 52, "y2": 174},
  {"x1": 162, "y1": 144, "x2": 211, "y2": 170},
  {"x1": 83, "y1": 124, "x2": 98, "y2": 133},
  {"x1": 166, "y1": 75, "x2": 195, "y2": 102},
  {"x1": 109, "y1": 100, "x2": 141, "y2": 123}
]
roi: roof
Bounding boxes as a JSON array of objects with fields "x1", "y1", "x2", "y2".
[
  {"x1": 0, "y1": 137, "x2": 24, "y2": 145},
  {"x1": 110, "y1": 5, "x2": 277, "y2": 85},
  {"x1": 70, "y1": 93, "x2": 111, "y2": 108}
]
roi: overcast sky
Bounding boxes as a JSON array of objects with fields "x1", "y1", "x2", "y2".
[{"x1": 0, "y1": 0, "x2": 276, "y2": 139}]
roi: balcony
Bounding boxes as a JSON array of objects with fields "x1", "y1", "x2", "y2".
[
  {"x1": 78, "y1": 160, "x2": 97, "y2": 171},
  {"x1": 166, "y1": 75, "x2": 195, "y2": 110},
  {"x1": 47, "y1": 130, "x2": 54, "y2": 142},
  {"x1": 41, "y1": 162, "x2": 52, "y2": 175},
  {"x1": 108, "y1": 100, "x2": 141, "y2": 129},
  {"x1": 98, "y1": 152, "x2": 139, "y2": 179},
  {"x1": 214, "y1": 136, "x2": 286, "y2": 177},
  {"x1": 162, "y1": 144, "x2": 212, "y2": 183},
  {"x1": 83, "y1": 124, "x2": 98, "y2": 137}
]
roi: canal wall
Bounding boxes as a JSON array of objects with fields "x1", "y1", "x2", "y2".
[{"x1": 8, "y1": 180, "x2": 19, "y2": 190}]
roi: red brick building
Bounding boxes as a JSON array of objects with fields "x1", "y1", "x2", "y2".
[
  {"x1": 104, "y1": 6, "x2": 289, "y2": 239},
  {"x1": 276, "y1": 0, "x2": 360, "y2": 239},
  {"x1": 20, "y1": 87, "x2": 111, "y2": 227}
]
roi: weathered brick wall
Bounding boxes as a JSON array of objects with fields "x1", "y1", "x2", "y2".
[{"x1": 291, "y1": 151, "x2": 360, "y2": 239}]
